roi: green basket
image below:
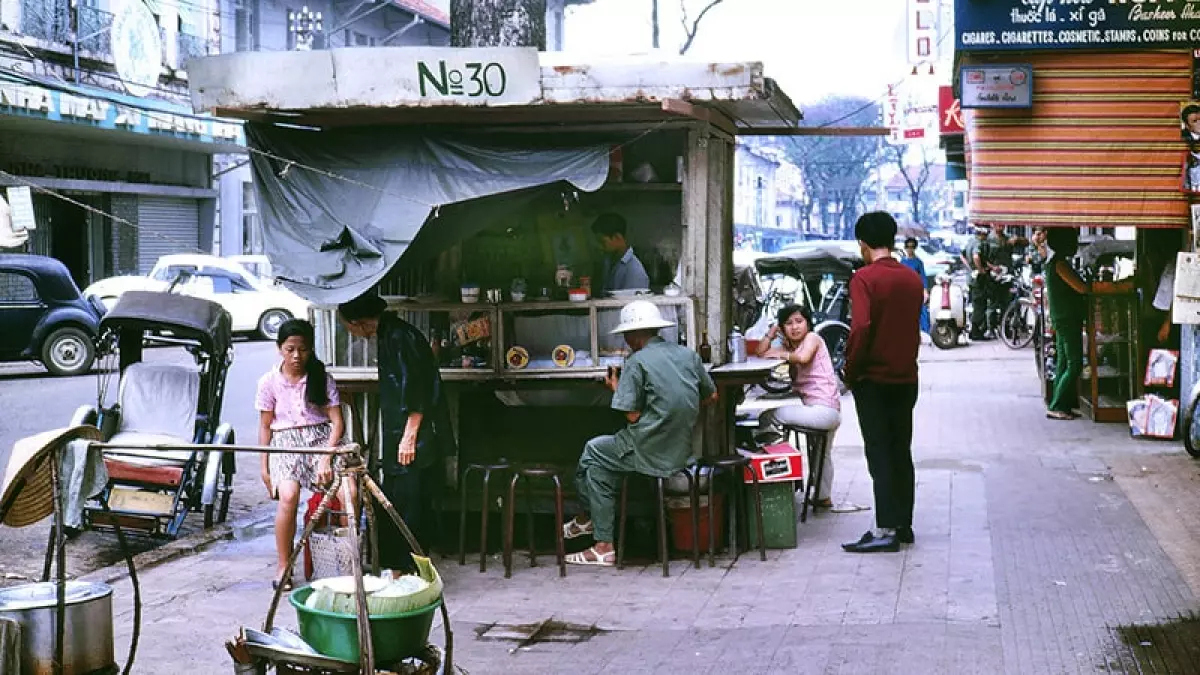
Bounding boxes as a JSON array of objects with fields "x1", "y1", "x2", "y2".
[{"x1": 289, "y1": 585, "x2": 441, "y2": 664}]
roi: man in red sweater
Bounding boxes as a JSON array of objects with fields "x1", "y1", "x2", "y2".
[{"x1": 842, "y1": 212, "x2": 924, "y2": 553}]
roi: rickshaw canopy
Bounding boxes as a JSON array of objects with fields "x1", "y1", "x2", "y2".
[
  {"x1": 101, "y1": 291, "x2": 233, "y2": 356},
  {"x1": 755, "y1": 241, "x2": 862, "y2": 280}
]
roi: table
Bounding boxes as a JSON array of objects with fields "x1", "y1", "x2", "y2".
[{"x1": 709, "y1": 358, "x2": 785, "y2": 457}]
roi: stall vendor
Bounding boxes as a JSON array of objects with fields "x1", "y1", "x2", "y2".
[
  {"x1": 337, "y1": 291, "x2": 456, "y2": 573},
  {"x1": 563, "y1": 300, "x2": 716, "y2": 566},
  {"x1": 593, "y1": 213, "x2": 651, "y2": 291}
]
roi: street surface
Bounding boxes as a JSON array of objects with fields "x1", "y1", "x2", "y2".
[
  {"x1": 0, "y1": 340, "x2": 278, "y2": 584},
  {"x1": 61, "y1": 341, "x2": 1200, "y2": 674}
]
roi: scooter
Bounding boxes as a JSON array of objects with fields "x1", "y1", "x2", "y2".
[{"x1": 929, "y1": 270, "x2": 968, "y2": 349}]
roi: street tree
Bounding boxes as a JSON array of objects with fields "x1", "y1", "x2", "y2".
[
  {"x1": 451, "y1": 0, "x2": 547, "y2": 48},
  {"x1": 886, "y1": 143, "x2": 938, "y2": 228},
  {"x1": 648, "y1": 0, "x2": 727, "y2": 53},
  {"x1": 776, "y1": 96, "x2": 881, "y2": 239}
]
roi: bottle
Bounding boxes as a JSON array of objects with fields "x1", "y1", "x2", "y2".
[{"x1": 699, "y1": 331, "x2": 712, "y2": 364}]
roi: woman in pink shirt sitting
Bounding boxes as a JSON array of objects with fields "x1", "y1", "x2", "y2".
[
  {"x1": 754, "y1": 304, "x2": 842, "y2": 507},
  {"x1": 255, "y1": 319, "x2": 344, "y2": 589}
]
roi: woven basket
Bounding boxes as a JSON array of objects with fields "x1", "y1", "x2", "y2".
[{"x1": 306, "y1": 527, "x2": 357, "y2": 581}]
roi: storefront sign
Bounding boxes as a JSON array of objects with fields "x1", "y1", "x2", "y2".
[
  {"x1": 956, "y1": 0, "x2": 1200, "y2": 51},
  {"x1": 111, "y1": 0, "x2": 164, "y2": 97},
  {"x1": 410, "y1": 48, "x2": 540, "y2": 105},
  {"x1": 0, "y1": 80, "x2": 243, "y2": 145},
  {"x1": 887, "y1": 81, "x2": 940, "y2": 145},
  {"x1": 5, "y1": 187, "x2": 35, "y2": 232},
  {"x1": 908, "y1": 0, "x2": 940, "y2": 64},
  {"x1": 938, "y1": 86, "x2": 965, "y2": 134},
  {"x1": 960, "y1": 65, "x2": 1034, "y2": 109}
]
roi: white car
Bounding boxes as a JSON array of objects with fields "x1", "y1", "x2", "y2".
[{"x1": 84, "y1": 254, "x2": 311, "y2": 340}]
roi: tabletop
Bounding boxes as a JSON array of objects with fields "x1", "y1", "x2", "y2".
[{"x1": 709, "y1": 358, "x2": 785, "y2": 376}]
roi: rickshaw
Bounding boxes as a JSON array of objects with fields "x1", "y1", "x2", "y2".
[
  {"x1": 752, "y1": 242, "x2": 862, "y2": 393},
  {"x1": 72, "y1": 290, "x2": 238, "y2": 537}
]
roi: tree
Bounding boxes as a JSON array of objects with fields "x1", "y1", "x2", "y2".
[
  {"x1": 648, "y1": 0, "x2": 727, "y2": 54},
  {"x1": 776, "y1": 97, "x2": 882, "y2": 239},
  {"x1": 887, "y1": 144, "x2": 937, "y2": 228},
  {"x1": 451, "y1": 0, "x2": 547, "y2": 48}
]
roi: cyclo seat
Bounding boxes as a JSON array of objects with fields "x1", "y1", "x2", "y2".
[{"x1": 104, "y1": 362, "x2": 200, "y2": 467}]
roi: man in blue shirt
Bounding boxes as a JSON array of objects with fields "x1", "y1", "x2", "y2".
[
  {"x1": 899, "y1": 237, "x2": 930, "y2": 335},
  {"x1": 592, "y1": 213, "x2": 650, "y2": 292}
]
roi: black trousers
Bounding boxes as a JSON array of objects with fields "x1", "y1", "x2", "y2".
[
  {"x1": 852, "y1": 381, "x2": 919, "y2": 530},
  {"x1": 376, "y1": 462, "x2": 443, "y2": 574}
]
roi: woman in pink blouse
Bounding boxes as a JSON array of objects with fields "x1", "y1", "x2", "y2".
[
  {"x1": 255, "y1": 319, "x2": 344, "y2": 589},
  {"x1": 754, "y1": 304, "x2": 842, "y2": 507}
]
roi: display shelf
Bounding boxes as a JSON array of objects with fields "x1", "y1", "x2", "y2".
[{"x1": 1078, "y1": 291, "x2": 1138, "y2": 424}]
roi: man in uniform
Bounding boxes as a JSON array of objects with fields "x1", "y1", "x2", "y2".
[
  {"x1": 985, "y1": 224, "x2": 1013, "y2": 330},
  {"x1": 562, "y1": 300, "x2": 716, "y2": 566},
  {"x1": 963, "y1": 226, "x2": 991, "y2": 340}
]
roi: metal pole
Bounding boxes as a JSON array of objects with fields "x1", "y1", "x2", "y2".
[
  {"x1": 72, "y1": 0, "x2": 80, "y2": 83},
  {"x1": 50, "y1": 452, "x2": 65, "y2": 675}
]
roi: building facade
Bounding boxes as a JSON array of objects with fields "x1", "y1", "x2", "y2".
[
  {"x1": 734, "y1": 140, "x2": 805, "y2": 252},
  {"x1": 0, "y1": 0, "x2": 242, "y2": 286}
]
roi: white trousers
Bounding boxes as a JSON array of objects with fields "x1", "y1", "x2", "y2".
[{"x1": 758, "y1": 403, "x2": 840, "y2": 500}]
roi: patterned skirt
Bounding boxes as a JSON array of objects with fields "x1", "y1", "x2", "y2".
[{"x1": 269, "y1": 423, "x2": 332, "y2": 494}]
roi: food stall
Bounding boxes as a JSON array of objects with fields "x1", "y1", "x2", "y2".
[{"x1": 189, "y1": 48, "x2": 802, "y2": 531}]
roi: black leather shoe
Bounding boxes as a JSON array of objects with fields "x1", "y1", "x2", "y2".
[
  {"x1": 841, "y1": 530, "x2": 900, "y2": 553},
  {"x1": 897, "y1": 527, "x2": 914, "y2": 544}
]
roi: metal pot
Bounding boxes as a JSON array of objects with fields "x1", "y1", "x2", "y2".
[{"x1": 0, "y1": 581, "x2": 115, "y2": 675}]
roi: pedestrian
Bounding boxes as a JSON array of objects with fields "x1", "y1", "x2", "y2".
[
  {"x1": 842, "y1": 212, "x2": 924, "y2": 553},
  {"x1": 337, "y1": 291, "x2": 455, "y2": 573},
  {"x1": 899, "y1": 237, "x2": 931, "y2": 335},
  {"x1": 563, "y1": 301, "x2": 716, "y2": 566},
  {"x1": 964, "y1": 226, "x2": 991, "y2": 340},
  {"x1": 754, "y1": 303, "x2": 841, "y2": 508},
  {"x1": 1044, "y1": 228, "x2": 1089, "y2": 421},
  {"x1": 256, "y1": 318, "x2": 345, "y2": 590},
  {"x1": 985, "y1": 224, "x2": 1013, "y2": 327},
  {"x1": 1027, "y1": 227, "x2": 1049, "y2": 274}
]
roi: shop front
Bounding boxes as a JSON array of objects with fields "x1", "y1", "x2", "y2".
[
  {"x1": 0, "y1": 72, "x2": 244, "y2": 286},
  {"x1": 189, "y1": 48, "x2": 802, "y2": 539},
  {"x1": 954, "y1": 0, "x2": 1196, "y2": 426}
]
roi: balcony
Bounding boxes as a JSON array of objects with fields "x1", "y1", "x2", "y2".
[
  {"x1": 168, "y1": 29, "x2": 217, "y2": 70},
  {"x1": 19, "y1": 0, "x2": 114, "y2": 57}
]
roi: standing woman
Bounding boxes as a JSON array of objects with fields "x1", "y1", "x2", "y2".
[
  {"x1": 755, "y1": 304, "x2": 841, "y2": 507},
  {"x1": 256, "y1": 319, "x2": 344, "y2": 589},
  {"x1": 1044, "y1": 229, "x2": 1090, "y2": 420}
]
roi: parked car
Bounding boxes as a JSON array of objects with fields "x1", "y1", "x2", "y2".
[
  {"x1": 0, "y1": 254, "x2": 103, "y2": 376},
  {"x1": 83, "y1": 254, "x2": 311, "y2": 340}
]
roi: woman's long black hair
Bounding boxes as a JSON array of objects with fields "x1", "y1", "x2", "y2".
[{"x1": 277, "y1": 318, "x2": 329, "y2": 407}]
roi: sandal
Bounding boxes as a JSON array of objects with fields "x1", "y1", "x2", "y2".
[
  {"x1": 565, "y1": 546, "x2": 615, "y2": 567},
  {"x1": 562, "y1": 519, "x2": 594, "y2": 540},
  {"x1": 272, "y1": 575, "x2": 293, "y2": 592},
  {"x1": 1046, "y1": 411, "x2": 1075, "y2": 421},
  {"x1": 807, "y1": 498, "x2": 834, "y2": 509}
]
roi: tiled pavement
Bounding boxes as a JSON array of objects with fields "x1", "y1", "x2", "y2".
[{"x1": 86, "y1": 342, "x2": 1200, "y2": 674}]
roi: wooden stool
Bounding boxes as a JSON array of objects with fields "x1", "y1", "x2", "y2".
[
  {"x1": 699, "y1": 455, "x2": 766, "y2": 566},
  {"x1": 786, "y1": 426, "x2": 831, "y2": 523},
  {"x1": 616, "y1": 468, "x2": 700, "y2": 577},
  {"x1": 503, "y1": 465, "x2": 566, "y2": 578},
  {"x1": 457, "y1": 461, "x2": 510, "y2": 573}
]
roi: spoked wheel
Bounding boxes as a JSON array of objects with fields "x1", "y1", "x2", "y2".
[
  {"x1": 816, "y1": 322, "x2": 851, "y2": 392},
  {"x1": 931, "y1": 322, "x2": 959, "y2": 350},
  {"x1": 1000, "y1": 301, "x2": 1035, "y2": 349},
  {"x1": 1183, "y1": 392, "x2": 1200, "y2": 459}
]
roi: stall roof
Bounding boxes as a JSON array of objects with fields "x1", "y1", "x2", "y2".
[{"x1": 188, "y1": 48, "x2": 802, "y2": 133}]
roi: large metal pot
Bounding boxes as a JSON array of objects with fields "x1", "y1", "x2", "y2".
[{"x1": 0, "y1": 581, "x2": 115, "y2": 675}]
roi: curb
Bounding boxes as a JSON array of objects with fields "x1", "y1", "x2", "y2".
[{"x1": 79, "y1": 505, "x2": 276, "y2": 586}]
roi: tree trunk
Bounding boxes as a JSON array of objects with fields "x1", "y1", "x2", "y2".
[
  {"x1": 652, "y1": 0, "x2": 660, "y2": 49},
  {"x1": 450, "y1": 0, "x2": 547, "y2": 49}
]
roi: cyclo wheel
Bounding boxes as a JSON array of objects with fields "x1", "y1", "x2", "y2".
[
  {"x1": 1182, "y1": 391, "x2": 1200, "y2": 458},
  {"x1": 1000, "y1": 301, "x2": 1034, "y2": 350}
]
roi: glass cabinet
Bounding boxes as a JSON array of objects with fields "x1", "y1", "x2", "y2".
[{"x1": 1079, "y1": 290, "x2": 1139, "y2": 423}]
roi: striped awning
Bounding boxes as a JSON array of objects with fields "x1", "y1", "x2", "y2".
[{"x1": 965, "y1": 51, "x2": 1192, "y2": 229}]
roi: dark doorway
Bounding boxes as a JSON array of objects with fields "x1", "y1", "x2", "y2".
[{"x1": 46, "y1": 197, "x2": 90, "y2": 289}]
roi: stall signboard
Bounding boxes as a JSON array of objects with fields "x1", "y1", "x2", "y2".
[
  {"x1": 412, "y1": 48, "x2": 541, "y2": 105},
  {"x1": 939, "y1": 86, "x2": 965, "y2": 135},
  {"x1": 5, "y1": 187, "x2": 34, "y2": 232},
  {"x1": 960, "y1": 65, "x2": 1034, "y2": 109},
  {"x1": 955, "y1": 0, "x2": 1200, "y2": 51}
]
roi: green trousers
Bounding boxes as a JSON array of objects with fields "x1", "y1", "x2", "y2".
[
  {"x1": 575, "y1": 435, "x2": 639, "y2": 543},
  {"x1": 1048, "y1": 318, "x2": 1082, "y2": 413}
]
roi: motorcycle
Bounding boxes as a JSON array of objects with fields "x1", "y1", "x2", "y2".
[{"x1": 929, "y1": 268, "x2": 968, "y2": 349}]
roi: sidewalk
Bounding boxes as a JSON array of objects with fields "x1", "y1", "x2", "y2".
[{"x1": 89, "y1": 342, "x2": 1200, "y2": 674}]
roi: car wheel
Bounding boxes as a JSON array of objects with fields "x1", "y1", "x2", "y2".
[
  {"x1": 41, "y1": 327, "x2": 95, "y2": 376},
  {"x1": 258, "y1": 309, "x2": 292, "y2": 340}
]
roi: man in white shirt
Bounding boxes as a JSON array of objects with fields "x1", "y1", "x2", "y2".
[{"x1": 592, "y1": 213, "x2": 650, "y2": 292}]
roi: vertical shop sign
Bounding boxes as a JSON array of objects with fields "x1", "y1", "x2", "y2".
[
  {"x1": 908, "y1": 0, "x2": 939, "y2": 65},
  {"x1": 938, "y1": 86, "x2": 964, "y2": 135}
]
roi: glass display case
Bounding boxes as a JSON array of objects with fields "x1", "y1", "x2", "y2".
[
  {"x1": 314, "y1": 295, "x2": 696, "y2": 383},
  {"x1": 1079, "y1": 290, "x2": 1139, "y2": 423}
]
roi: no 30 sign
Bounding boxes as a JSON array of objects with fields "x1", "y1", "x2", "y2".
[{"x1": 402, "y1": 48, "x2": 540, "y2": 105}]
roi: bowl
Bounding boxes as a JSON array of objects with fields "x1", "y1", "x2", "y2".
[
  {"x1": 289, "y1": 585, "x2": 441, "y2": 664},
  {"x1": 511, "y1": 292, "x2": 526, "y2": 302},
  {"x1": 568, "y1": 290, "x2": 589, "y2": 302}
]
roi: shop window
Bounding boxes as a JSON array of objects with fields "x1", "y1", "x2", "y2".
[
  {"x1": 0, "y1": 272, "x2": 38, "y2": 303},
  {"x1": 242, "y1": 181, "x2": 263, "y2": 254},
  {"x1": 953, "y1": 192, "x2": 966, "y2": 208},
  {"x1": 755, "y1": 177, "x2": 766, "y2": 227}
]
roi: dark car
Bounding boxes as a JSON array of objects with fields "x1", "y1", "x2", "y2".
[{"x1": 0, "y1": 254, "x2": 104, "y2": 376}]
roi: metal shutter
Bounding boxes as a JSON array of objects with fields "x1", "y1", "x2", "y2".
[{"x1": 137, "y1": 197, "x2": 200, "y2": 273}]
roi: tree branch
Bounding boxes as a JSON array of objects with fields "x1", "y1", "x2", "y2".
[{"x1": 679, "y1": 0, "x2": 726, "y2": 55}]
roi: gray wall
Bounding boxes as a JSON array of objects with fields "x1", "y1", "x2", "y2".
[{"x1": 0, "y1": 128, "x2": 212, "y2": 188}]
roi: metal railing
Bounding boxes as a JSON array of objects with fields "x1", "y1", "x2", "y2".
[
  {"x1": 19, "y1": 0, "x2": 114, "y2": 56},
  {"x1": 175, "y1": 31, "x2": 217, "y2": 69}
]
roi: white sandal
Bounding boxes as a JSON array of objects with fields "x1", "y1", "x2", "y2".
[
  {"x1": 562, "y1": 519, "x2": 594, "y2": 540},
  {"x1": 565, "y1": 546, "x2": 615, "y2": 567}
]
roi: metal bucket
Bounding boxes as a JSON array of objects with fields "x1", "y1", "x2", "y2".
[{"x1": 0, "y1": 581, "x2": 115, "y2": 675}]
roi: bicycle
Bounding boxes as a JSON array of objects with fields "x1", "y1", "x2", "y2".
[{"x1": 999, "y1": 273, "x2": 1037, "y2": 349}]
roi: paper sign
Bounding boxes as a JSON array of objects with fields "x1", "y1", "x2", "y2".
[
  {"x1": 5, "y1": 187, "x2": 35, "y2": 232},
  {"x1": 1171, "y1": 252, "x2": 1200, "y2": 324}
]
